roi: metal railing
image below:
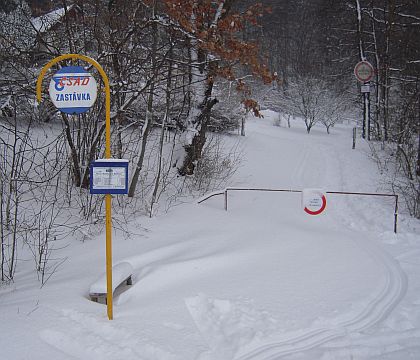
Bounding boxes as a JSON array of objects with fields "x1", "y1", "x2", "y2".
[{"x1": 198, "y1": 187, "x2": 399, "y2": 233}]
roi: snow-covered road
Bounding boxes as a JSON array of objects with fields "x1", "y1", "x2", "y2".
[{"x1": 1, "y1": 111, "x2": 419, "y2": 359}]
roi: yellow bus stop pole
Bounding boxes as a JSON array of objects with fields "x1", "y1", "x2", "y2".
[{"x1": 37, "y1": 54, "x2": 114, "y2": 320}]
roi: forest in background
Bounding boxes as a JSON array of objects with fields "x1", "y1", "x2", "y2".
[{"x1": 0, "y1": 0, "x2": 419, "y2": 284}]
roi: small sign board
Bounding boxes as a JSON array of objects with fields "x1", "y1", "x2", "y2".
[
  {"x1": 90, "y1": 159, "x2": 129, "y2": 195},
  {"x1": 302, "y1": 189, "x2": 327, "y2": 215},
  {"x1": 49, "y1": 66, "x2": 97, "y2": 114},
  {"x1": 361, "y1": 84, "x2": 371, "y2": 93},
  {"x1": 354, "y1": 61, "x2": 374, "y2": 83}
]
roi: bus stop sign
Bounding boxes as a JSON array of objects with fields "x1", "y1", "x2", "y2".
[{"x1": 49, "y1": 66, "x2": 97, "y2": 114}]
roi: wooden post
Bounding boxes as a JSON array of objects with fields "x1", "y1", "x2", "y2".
[
  {"x1": 352, "y1": 127, "x2": 357, "y2": 149},
  {"x1": 394, "y1": 195, "x2": 398, "y2": 234}
]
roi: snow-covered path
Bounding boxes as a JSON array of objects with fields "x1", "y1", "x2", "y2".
[{"x1": 1, "y1": 112, "x2": 420, "y2": 360}]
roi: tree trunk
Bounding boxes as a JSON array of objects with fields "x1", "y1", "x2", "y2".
[
  {"x1": 150, "y1": 40, "x2": 174, "y2": 215},
  {"x1": 370, "y1": 5, "x2": 382, "y2": 140},
  {"x1": 127, "y1": 84, "x2": 155, "y2": 197},
  {"x1": 355, "y1": 0, "x2": 367, "y2": 139},
  {"x1": 178, "y1": 97, "x2": 218, "y2": 176},
  {"x1": 382, "y1": 1, "x2": 396, "y2": 142},
  {"x1": 417, "y1": 98, "x2": 420, "y2": 177},
  {"x1": 0, "y1": 185, "x2": 4, "y2": 281},
  {"x1": 127, "y1": 13, "x2": 158, "y2": 197},
  {"x1": 178, "y1": 64, "x2": 219, "y2": 176}
]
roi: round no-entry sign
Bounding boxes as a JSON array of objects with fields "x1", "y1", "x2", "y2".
[
  {"x1": 48, "y1": 66, "x2": 97, "y2": 114},
  {"x1": 302, "y1": 189, "x2": 327, "y2": 215},
  {"x1": 354, "y1": 61, "x2": 374, "y2": 83}
]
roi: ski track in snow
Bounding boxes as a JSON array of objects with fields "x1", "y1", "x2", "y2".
[
  {"x1": 290, "y1": 141, "x2": 309, "y2": 188},
  {"x1": 229, "y1": 121, "x2": 410, "y2": 359},
  {"x1": 127, "y1": 121, "x2": 410, "y2": 360},
  {"x1": 232, "y1": 235, "x2": 408, "y2": 360}
]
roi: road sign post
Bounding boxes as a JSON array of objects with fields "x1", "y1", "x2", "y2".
[
  {"x1": 354, "y1": 61, "x2": 374, "y2": 140},
  {"x1": 37, "y1": 54, "x2": 115, "y2": 320}
]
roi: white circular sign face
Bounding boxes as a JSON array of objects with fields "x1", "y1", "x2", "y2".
[
  {"x1": 302, "y1": 189, "x2": 327, "y2": 216},
  {"x1": 48, "y1": 66, "x2": 97, "y2": 114},
  {"x1": 354, "y1": 61, "x2": 374, "y2": 83}
]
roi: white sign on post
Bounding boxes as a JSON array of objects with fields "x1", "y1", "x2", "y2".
[
  {"x1": 48, "y1": 66, "x2": 97, "y2": 114},
  {"x1": 90, "y1": 159, "x2": 129, "y2": 195},
  {"x1": 361, "y1": 84, "x2": 371, "y2": 93},
  {"x1": 302, "y1": 189, "x2": 327, "y2": 215}
]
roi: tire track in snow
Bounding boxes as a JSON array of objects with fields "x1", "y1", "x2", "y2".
[
  {"x1": 234, "y1": 236, "x2": 408, "y2": 360},
  {"x1": 290, "y1": 140, "x2": 332, "y2": 189},
  {"x1": 290, "y1": 142, "x2": 310, "y2": 188}
]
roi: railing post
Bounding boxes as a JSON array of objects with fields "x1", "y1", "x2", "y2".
[
  {"x1": 394, "y1": 195, "x2": 398, "y2": 234},
  {"x1": 224, "y1": 189, "x2": 228, "y2": 211},
  {"x1": 352, "y1": 127, "x2": 356, "y2": 149}
]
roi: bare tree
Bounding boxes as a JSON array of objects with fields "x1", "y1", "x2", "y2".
[{"x1": 283, "y1": 77, "x2": 328, "y2": 133}]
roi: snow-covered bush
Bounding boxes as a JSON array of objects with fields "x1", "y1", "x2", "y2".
[
  {"x1": 186, "y1": 134, "x2": 242, "y2": 194},
  {"x1": 370, "y1": 141, "x2": 420, "y2": 219},
  {"x1": 0, "y1": 106, "x2": 70, "y2": 284}
]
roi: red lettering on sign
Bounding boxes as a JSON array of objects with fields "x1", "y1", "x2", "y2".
[{"x1": 56, "y1": 76, "x2": 91, "y2": 89}]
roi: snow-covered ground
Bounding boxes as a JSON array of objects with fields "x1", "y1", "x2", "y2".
[{"x1": 1, "y1": 111, "x2": 420, "y2": 360}]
